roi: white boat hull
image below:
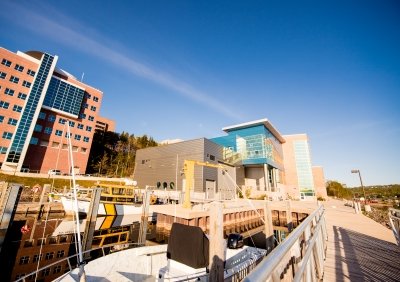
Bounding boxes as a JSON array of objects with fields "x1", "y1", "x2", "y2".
[{"x1": 61, "y1": 196, "x2": 147, "y2": 216}]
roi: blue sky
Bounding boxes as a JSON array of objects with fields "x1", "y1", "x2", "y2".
[{"x1": 1, "y1": 1, "x2": 399, "y2": 186}]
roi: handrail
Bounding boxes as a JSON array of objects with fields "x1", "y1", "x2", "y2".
[
  {"x1": 388, "y1": 208, "x2": 400, "y2": 246},
  {"x1": 14, "y1": 242, "x2": 143, "y2": 282},
  {"x1": 244, "y1": 204, "x2": 327, "y2": 281}
]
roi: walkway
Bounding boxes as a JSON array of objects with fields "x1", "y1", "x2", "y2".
[{"x1": 323, "y1": 199, "x2": 400, "y2": 281}]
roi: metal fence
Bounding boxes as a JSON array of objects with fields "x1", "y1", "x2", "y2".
[
  {"x1": 389, "y1": 208, "x2": 400, "y2": 246},
  {"x1": 244, "y1": 204, "x2": 327, "y2": 281}
]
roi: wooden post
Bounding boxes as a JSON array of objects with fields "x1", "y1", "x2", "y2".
[
  {"x1": 82, "y1": 188, "x2": 102, "y2": 259},
  {"x1": 138, "y1": 189, "x2": 151, "y2": 245},
  {"x1": 264, "y1": 200, "x2": 275, "y2": 254},
  {"x1": 286, "y1": 200, "x2": 293, "y2": 232},
  {"x1": 209, "y1": 201, "x2": 225, "y2": 282}
]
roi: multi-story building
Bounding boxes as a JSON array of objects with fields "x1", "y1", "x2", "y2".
[
  {"x1": 134, "y1": 119, "x2": 327, "y2": 201},
  {"x1": 0, "y1": 47, "x2": 104, "y2": 174},
  {"x1": 282, "y1": 134, "x2": 316, "y2": 200},
  {"x1": 211, "y1": 119, "x2": 286, "y2": 198}
]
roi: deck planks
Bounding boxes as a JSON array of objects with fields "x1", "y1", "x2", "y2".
[{"x1": 323, "y1": 199, "x2": 400, "y2": 281}]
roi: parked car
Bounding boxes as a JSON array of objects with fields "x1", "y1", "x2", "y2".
[{"x1": 48, "y1": 169, "x2": 61, "y2": 175}]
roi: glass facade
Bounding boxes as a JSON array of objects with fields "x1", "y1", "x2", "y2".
[
  {"x1": 6, "y1": 53, "x2": 55, "y2": 164},
  {"x1": 43, "y1": 76, "x2": 85, "y2": 117},
  {"x1": 212, "y1": 124, "x2": 284, "y2": 169},
  {"x1": 293, "y1": 140, "x2": 315, "y2": 196}
]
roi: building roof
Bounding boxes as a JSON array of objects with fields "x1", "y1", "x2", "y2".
[{"x1": 222, "y1": 118, "x2": 286, "y2": 143}]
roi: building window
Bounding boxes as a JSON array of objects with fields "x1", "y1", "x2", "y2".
[
  {"x1": 27, "y1": 69, "x2": 36, "y2": 76},
  {"x1": 30, "y1": 137, "x2": 38, "y2": 145},
  {"x1": 53, "y1": 265, "x2": 62, "y2": 274},
  {"x1": 84, "y1": 103, "x2": 88, "y2": 109},
  {"x1": 33, "y1": 254, "x2": 43, "y2": 262},
  {"x1": 59, "y1": 118, "x2": 66, "y2": 124},
  {"x1": 86, "y1": 126, "x2": 92, "y2": 132},
  {"x1": 90, "y1": 106, "x2": 96, "y2": 111},
  {"x1": 22, "y1": 80, "x2": 31, "y2": 88},
  {"x1": 74, "y1": 134, "x2": 81, "y2": 141},
  {"x1": 0, "y1": 146, "x2": 7, "y2": 154},
  {"x1": 8, "y1": 118, "x2": 18, "y2": 126},
  {"x1": 5, "y1": 88, "x2": 14, "y2": 96},
  {"x1": 86, "y1": 93, "x2": 91, "y2": 99},
  {"x1": 77, "y1": 123, "x2": 83, "y2": 129},
  {"x1": 0, "y1": 71, "x2": 6, "y2": 79},
  {"x1": 81, "y1": 147, "x2": 87, "y2": 153},
  {"x1": 13, "y1": 105, "x2": 23, "y2": 113},
  {"x1": 55, "y1": 130, "x2": 63, "y2": 136},
  {"x1": 65, "y1": 132, "x2": 71, "y2": 138},
  {"x1": 19, "y1": 256, "x2": 30, "y2": 265},
  {"x1": 34, "y1": 124, "x2": 43, "y2": 132},
  {"x1": 0, "y1": 101, "x2": 10, "y2": 109},
  {"x1": 40, "y1": 140, "x2": 49, "y2": 147},
  {"x1": 1, "y1": 59, "x2": 11, "y2": 67},
  {"x1": 0, "y1": 115, "x2": 4, "y2": 123},
  {"x1": 41, "y1": 268, "x2": 50, "y2": 277},
  {"x1": 9, "y1": 75, "x2": 19, "y2": 84},
  {"x1": 83, "y1": 136, "x2": 89, "y2": 142},
  {"x1": 44, "y1": 127, "x2": 52, "y2": 134},
  {"x1": 93, "y1": 96, "x2": 99, "y2": 102},
  {"x1": 68, "y1": 121, "x2": 75, "y2": 127},
  {"x1": 80, "y1": 113, "x2": 86, "y2": 119},
  {"x1": 45, "y1": 252, "x2": 54, "y2": 260},
  {"x1": 38, "y1": 112, "x2": 46, "y2": 120},
  {"x1": 88, "y1": 116, "x2": 94, "y2": 121},
  {"x1": 15, "y1": 64, "x2": 24, "y2": 72},
  {"x1": 18, "y1": 92, "x2": 27, "y2": 100},
  {"x1": 56, "y1": 250, "x2": 65, "y2": 258},
  {"x1": 2, "y1": 132, "x2": 12, "y2": 140},
  {"x1": 48, "y1": 114, "x2": 56, "y2": 122}
]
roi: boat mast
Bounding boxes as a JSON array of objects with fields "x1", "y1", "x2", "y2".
[{"x1": 67, "y1": 122, "x2": 86, "y2": 280}]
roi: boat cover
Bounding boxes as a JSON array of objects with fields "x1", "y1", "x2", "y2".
[{"x1": 167, "y1": 222, "x2": 209, "y2": 268}]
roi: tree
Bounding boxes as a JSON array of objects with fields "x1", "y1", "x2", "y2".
[{"x1": 326, "y1": 180, "x2": 352, "y2": 199}]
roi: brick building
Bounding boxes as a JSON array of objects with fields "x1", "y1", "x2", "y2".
[{"x1": 0, "y1": 47, "x2": 107, "y2": 174}]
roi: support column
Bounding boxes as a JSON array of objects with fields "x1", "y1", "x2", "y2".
[
  {"x1": 82, "y1": 188, "x2": 102, "y2": 258},
  {"x1": 263, "y1": 164, "x2": 270, "y2": 192},
  {"x1": 263, "y1": 201, "x2": 274, "y2": 254},
  {"x1": 209, "y1": 201, "x2": 225, "y2": 282},
  {"x1": 286, "y1": 200, "x2": 293, "y2": 232}
]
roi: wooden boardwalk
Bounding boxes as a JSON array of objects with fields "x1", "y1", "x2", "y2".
[{"x1": 323, "y1": 199, "x2": 400, "y2": 281}]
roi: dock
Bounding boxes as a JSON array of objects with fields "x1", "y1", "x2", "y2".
[{"x1": 323, "y1": 199, "x2": 400, "y2": 281}]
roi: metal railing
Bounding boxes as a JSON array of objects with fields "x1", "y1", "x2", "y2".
[
  {"x1": 14, "y1": 242, "x2": 143, "y2": 282},
  {"x1": 244, "y1": 204, "x2": 327, "y2": 281},
  {"x1": 388, "y1": 208, "x2": 400, "y2": 246}
]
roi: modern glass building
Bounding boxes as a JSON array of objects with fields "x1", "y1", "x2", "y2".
[
  {"x1": 0, "y1": 47, "x2": 107, "y2": 174},
  {"x1": 211, "y1": 119, "x2": 286, "y2": 197},
  {"x1": 282, "y1": 134, "x2": 316, "y2": 199}
]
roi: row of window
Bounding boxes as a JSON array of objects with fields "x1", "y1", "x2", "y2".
[
  {"x1": 83, "y1": 103, "x2": 97, "y2": 111},
  {"x1": 15, "y1": 264, "x2": 64, "y2": 280},
  {"x1": 0, "y1": 100, "x2": 23, "y2": 112},
  {"x1": 34, "y1": 123, "x2": 92, "y2": 134},
  {"x1": 19, "y1": 250, "x2": 65, "y2": 265},
  {"x1": 86, "y1": 93, "x2": 99, "y2": 102},
  {"x1": 37, "y1": 112, "x2": 96, "y2": 124},
  {"x1": 3, "y1": 87, "x2": 28, "y2": 100},
  {"x1": 0, "y1": 116, "x2": 18, "y2": 126},
  {"x1": 0, "y1": 71, "x2": 32, "y2": 87},
  {"x1": 1, "y1": 58, "x2": 36, "y2": 76},
  {"x1": 26, "y1": 138, "x2": 89, "y2": 153}
]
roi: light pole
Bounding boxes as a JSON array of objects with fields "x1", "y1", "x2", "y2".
[{"x1": 351, "y1": 169, "x2": 366, "y2": 202}]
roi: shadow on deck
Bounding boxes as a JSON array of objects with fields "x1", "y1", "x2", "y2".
[{"x1": 332, "y1": 226, "x2": 400, "y2": 281}]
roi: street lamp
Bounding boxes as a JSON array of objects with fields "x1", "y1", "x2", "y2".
[{"x1": 351, "y1": 169, "x2": 366, "y2": 202}]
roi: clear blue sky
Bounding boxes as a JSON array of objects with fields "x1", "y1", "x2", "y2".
[{"x1": 1, "y1": 1, "x2": 399, "y2": 186}]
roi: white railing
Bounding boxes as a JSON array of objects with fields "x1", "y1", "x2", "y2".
[
  {"x1": 389, "y1": 208, "x2": 400, "y2": 246},
  {"x1": 244, "y1": 204, "x2": 327, "y2": 281}
]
